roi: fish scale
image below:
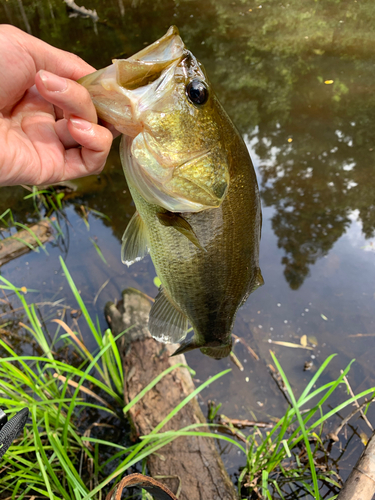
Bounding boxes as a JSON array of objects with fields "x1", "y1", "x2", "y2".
[{"x1": 126, "y1": 119, "x2": 261, "y2": 352}]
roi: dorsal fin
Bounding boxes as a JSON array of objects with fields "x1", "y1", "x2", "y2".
[
  {"x1": 149, "y1": 286, "x2": 188, "y2": 344},
  {"x1": 121, "y1": 211, "x2": 149, "y2": 267}
]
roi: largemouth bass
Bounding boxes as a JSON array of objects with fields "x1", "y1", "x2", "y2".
[{"x1": 79, "y1": 27, "x2": 263, "y2": 359}]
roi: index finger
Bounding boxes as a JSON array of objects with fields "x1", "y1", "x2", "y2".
[{"x1": 0, "y1": 25, "x2": 95, "y2": 110}]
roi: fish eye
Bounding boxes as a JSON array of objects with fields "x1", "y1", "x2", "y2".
[{"x1": 186, "y1": 79, "x2": 208, "y2": 105}]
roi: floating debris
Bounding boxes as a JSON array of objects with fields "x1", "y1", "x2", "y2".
[
  {"x1": 304, "y1": 360, "x2": 313, "y2": 371},
  {"x1": 268, "y1": 340, "x2": 313, "y2": 350}
]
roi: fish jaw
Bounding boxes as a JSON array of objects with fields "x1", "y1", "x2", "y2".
[
  {"x1": 78, "y1": 65, "x2": 141, "y2": 137},
  {"x1": 78, "y1": 26, "x2": 185, "y2": 137},
  {"x1": 127, "y1": 26, "x2": 184, "y2": 64}
]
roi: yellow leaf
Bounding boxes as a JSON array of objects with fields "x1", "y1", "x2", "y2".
[
  {"x1": 321, "y1": 314, "x2": 328, "y2": 321},
  {"x1": 300, "y1": 335, "x2": 307, "y2": 347},
  {"x1": 268, "y1": 340, "x2": 313, "y2": 350},
  {"x1": 307, "y1": 335, "x2": 318, "y2": 346},
  {"x1": 360, "y1": 432, "x2": 368, "y2": 446},
  {"x1": 324, "y1": 80, "x2": 334, "y2": 84}
]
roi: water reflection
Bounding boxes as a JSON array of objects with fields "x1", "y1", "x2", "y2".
[{"x1": 2, "y1": 0, "x2": 375, "y2": 289}]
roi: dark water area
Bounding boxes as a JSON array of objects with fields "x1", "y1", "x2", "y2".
[{"x1": 1, "y1": 0, "x2": 375, "y2": 494}]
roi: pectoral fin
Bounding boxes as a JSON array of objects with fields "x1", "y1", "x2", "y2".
[
  {"x1": 121, "y1": 211, "x2": 149, "y2": 266},
  {"x1": 156, "y1": 212, "x2": 205, "y2": 251},
  {"x1": 149, "y1": 287, "x2": 188, "y2": 343}
]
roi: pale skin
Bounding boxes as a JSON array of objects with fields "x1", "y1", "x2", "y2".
[{"x1": 0, "y1": 24, "x2": 116, "y2": 187}]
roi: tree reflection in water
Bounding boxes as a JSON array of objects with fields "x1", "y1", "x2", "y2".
[{"x1": 1, "y1": 0, "x2": 375, "y2": 289}]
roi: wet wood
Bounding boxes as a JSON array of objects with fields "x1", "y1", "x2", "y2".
[
  {"x1": 105, "y1": 289, "x2": 237, "y2": 500},
  {"x1": 337, "y1": 430, "x2": 375, "y2": 500},
  {"x1": 0, "y1": 221, "x2": 52, "y2": 267}
]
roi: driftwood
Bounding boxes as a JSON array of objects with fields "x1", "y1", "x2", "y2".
[
  {"x1": 337, "y1": 430, "x2": 375, "y2": 500},
  {"x1": 105, "y1": 289, "x2": 237, "y2": 500},
  {"x1": 0, "y1": 221, "x2": 52, "y2": 267}
]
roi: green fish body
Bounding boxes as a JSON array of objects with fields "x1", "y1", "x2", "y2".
[{"x1": 79, "y1": 27, "x2": 263, "y2": 359}]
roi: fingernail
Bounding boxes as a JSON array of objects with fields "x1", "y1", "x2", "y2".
[
  {"x1": 39, "y1": 70, "x2": 68, "y2": 92},
  {"x1": 70, "y1": 117, "x2": 92, "y2": 131}
]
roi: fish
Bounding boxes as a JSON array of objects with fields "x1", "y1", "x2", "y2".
[{"x1": 79, "y1": 26, "x2": 263, "y2": 359}]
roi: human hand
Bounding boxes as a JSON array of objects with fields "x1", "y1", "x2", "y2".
[{"x1": 0, "y1": 24, "x2": 115, "y2": 186}]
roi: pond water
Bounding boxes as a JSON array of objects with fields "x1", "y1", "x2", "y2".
[{"x1": 1, "y1": 0, "x2": 375, "y2": 496}]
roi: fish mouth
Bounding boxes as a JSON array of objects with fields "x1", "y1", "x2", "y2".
[{"x1": 78, "y1": 26, "x2": 185, "y2": 136}]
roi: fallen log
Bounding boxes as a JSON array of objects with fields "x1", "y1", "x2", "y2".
[
  {"x1": 0, "y1": 221, "x2": 52, "y2": 267},
  {"x1": 337, "y1": 430, "x2": 375, "y2": 500},
  {"x1": 105, "y1": 289, "x2": 237, "y2": 500}
]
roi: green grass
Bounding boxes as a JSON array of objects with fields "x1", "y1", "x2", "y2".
[
  {"x1": 0, "y1": 255, "x2": 373, "y2": 499},
  {"x1": 143, "y1": 352, "x2": 375, "y2": 499},
  {"x1": 0, "y1": 266, "x2": 229, "y2": 499}
]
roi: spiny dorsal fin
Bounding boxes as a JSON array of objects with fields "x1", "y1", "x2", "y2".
[
  {"x1": 121, "y1": 211, "x2": 149, "y2": 267},
  {"x1": 156, "y1": 212, "x2": 206, "y2": 251},
  {"x1": 149, "y1": 286, "x2": 188, "y2": 344}
]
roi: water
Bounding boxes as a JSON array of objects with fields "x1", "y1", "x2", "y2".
[{"x1": 1, "y1": 0, "x2": 375, "y2": 493}]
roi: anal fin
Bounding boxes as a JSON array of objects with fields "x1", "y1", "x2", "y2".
[
  {"x1": 149, "y1": 286, "x2": 188, "y2": 344},
  {"x1": 121, "y1": 211, "x2": 149, "y2": 266}
]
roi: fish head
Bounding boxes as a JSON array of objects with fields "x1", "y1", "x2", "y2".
[
  {"x1": 172, "y1": 337, "x2": 233, "y2": 360},
  {"x1": 79, "y1": 26, "x2": 230, "y2": 213}
]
